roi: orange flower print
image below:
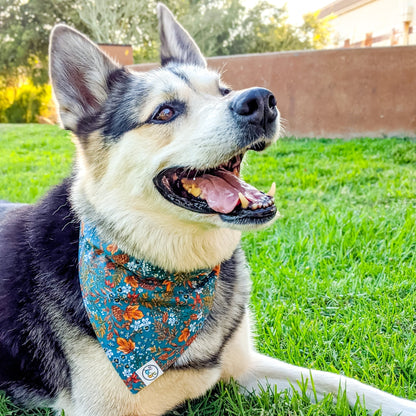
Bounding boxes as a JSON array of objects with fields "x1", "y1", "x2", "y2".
[
  {"x1": 124, "y1": 274, "x2": 138, "y2": 288},
  {"x1": 178, "y1": 327, "x2": 190, "y2": 343},
  {"x1": 123, "y1": 305, "x2": 144, "y2": 322},
  {"x1": 116, "y1": 337, "x2": 135, "y2": 354},
  {"x1": 112, "y1": 254, "x2": 129, "y2": 265},
  {"x1": 107, "y1": 244, "x2": 118, "y2": 255}
]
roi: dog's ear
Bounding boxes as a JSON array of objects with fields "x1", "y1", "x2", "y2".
[
  {"x1": 157, "y1": 3, "x2": 206, "y2": 68},
  {"x1": 49, "y1": 24, "x2": 119, "y2": 131}
]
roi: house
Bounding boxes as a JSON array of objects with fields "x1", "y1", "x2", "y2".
[{"x1": 319, "y1": 0, "x2": 416, "y2": 47}]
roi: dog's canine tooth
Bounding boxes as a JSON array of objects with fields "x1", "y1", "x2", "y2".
[
  {"x1": 238, "y1": 193, "x2": 249, "y2": 209},
  {"x1": 267, "y1": 182, "x2": 276, "y2": 197}
]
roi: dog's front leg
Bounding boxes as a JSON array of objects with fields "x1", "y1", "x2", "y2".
[{"x1": 237, "y1": 351, "x2": 416, "y2": 416}]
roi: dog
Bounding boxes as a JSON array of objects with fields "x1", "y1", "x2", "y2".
[{"x1": 0, "y1": 4, "x2": 415, "y2": 416}]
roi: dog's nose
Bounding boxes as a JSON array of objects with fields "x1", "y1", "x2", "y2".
[{"x1": 230, "y1": 87, "x2": 278, "y2": 129}]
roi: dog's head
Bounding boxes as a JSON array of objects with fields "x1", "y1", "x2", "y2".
[{"x1": 49, "y1": 4, "x2": 280, "y2": 237}]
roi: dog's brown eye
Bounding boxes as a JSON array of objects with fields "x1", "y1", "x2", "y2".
[
  {"x1": 220, "y1": 87, "x2": 232, "y2": 96},
  {"x1": 149, "y1": 101, "x2": 185, "y2": 124},
  {"x1": 154, "y1": 106, "x2": 175, "y2": 122}
]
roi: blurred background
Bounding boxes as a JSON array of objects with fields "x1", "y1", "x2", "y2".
[{"x1": 0, "y1": 0, "x2": 414, "y2": 138}]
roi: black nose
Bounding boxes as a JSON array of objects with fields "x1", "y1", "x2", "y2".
[{"x1": 230, "y1": 87, "x2": 278, "y2": 129}]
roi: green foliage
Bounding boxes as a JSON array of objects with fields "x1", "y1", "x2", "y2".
[
  {"x1": 0, "y1": 0, "x2": 92, "y2": 84},
  {"x1": 301, "y1": 11, "x2": 334, "y2": 50},
  {"x1": 0, "y1": 0, "x2": 333, "y2": 75},
  {"x1": 134, "y1": 0, "x2": 333, "y2": 61},
  {"x1": 0, "y1": 81, "x2": 52, "y2": 123},
  {"x1": 77, "y1": 0, "x2": 158, "y2": 45},
  {"x1": 225, "y1": 2, "x2": 333, "y2": 55},
  {"x1": 179, "y1": 0, "x2": 246, "y2": 57},
  {"x1": 228, "y1": 1, "x2": 301, "y2": 54}
]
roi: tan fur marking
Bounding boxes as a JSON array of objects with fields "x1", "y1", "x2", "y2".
[{"x1": 73, "y1": 132, "x2": 110, "y2": 182}]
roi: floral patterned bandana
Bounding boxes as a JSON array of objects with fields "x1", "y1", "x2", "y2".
[{"x1": 78, "y1": 222, "x2": 219, "y2": 393}]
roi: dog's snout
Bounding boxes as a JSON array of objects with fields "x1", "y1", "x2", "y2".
[{"x1": 230, "y1": 87, "x2": 278, "y2": 128}]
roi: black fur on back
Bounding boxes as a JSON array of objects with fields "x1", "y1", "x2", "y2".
[{"x1": 0, "y1": 178, "x2": 93, "y2": 406}]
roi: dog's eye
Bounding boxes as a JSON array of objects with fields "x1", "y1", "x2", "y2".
[
  {"x1": 149, "y1": 101, "x2": 185, "y2": 124},
  {"x1": 220, "y1": 87, "x2": 232, "y2": 96},
  {"x1": 153, "y1": 106, "x2": 175, "y2": 122}
]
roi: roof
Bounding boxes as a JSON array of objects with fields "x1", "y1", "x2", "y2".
[{"x1": 319, "y1": 0, "x2": 376, "y2": 18}]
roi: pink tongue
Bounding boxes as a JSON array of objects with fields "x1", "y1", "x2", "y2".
[{"x1": 183, "y1": 169, "x2": 266, "y2": 214}]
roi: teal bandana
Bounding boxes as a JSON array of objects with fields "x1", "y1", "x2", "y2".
[{"x1": 79, "y1": 222, "x2": 219, "y2": 393}]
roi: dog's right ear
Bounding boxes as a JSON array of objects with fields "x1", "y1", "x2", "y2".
[{"x1": 49, "y1": 24, "x2": 119, "y2": 131}]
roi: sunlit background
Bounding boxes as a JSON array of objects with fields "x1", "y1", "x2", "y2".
[{"x1": 0, "y1": 0, "x2": 415, "y2": 125}]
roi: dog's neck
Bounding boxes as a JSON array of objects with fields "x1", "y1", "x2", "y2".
[
  {"x1": 71, "y1": 185, "x2": 241, "y2": 272},
  {"x1": 108, "y1": 215, "x2": 241, "y2": 272}
]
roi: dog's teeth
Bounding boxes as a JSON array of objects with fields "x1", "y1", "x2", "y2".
[
  {"x1": 189, "y1": 185, "x2": 202, "y2": 197},
  {"x1": 267, "y1": 182, "x2": 276, "y2": 197},
  {"x1": 182, "y1": 180, "x2": 202, "y2": 197},
  {"x1": 251, "y1": 203, "x2": 259, "y2": 210},
  {"x1": 238, "y1": 192, "x2": 249, "y2": 209}
]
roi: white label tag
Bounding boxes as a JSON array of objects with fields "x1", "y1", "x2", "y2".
[{"x1": 136, "y1": 360, "x2": 164, "y2": 386}]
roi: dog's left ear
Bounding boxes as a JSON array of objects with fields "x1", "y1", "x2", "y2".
[{"x1": 157, "y1": 3, "x2": 206, "y2": 68}]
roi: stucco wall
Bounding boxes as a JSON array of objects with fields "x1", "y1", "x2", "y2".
[{"x1": 130, "y1": 46, "x2": 416, "y2": 139}]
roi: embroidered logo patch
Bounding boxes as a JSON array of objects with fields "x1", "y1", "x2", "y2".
[{"x1": 78, "y1": 222, "x2": 220, "y2": 394}]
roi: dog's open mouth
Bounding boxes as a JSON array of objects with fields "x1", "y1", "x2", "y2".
[{"x1": 153, "y1": 153, "x2": 278, "y2": 224}]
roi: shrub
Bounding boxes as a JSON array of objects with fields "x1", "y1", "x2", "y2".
[{"x1": 0, "y1": 80, "x2": 54, "y2": 123}]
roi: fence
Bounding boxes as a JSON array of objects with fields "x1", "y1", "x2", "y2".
[{"x1": 130, "y1": 46, "x2": 416, "y2": 139}]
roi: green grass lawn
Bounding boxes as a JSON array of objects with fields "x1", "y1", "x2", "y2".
[{"x1": 0, "y1": 124, "x2": 416, "y2": 415}]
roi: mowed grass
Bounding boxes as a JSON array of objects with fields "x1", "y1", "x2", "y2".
[
  {"x1": 0, "y1": 124, "x2": 74, "y2": 203},
  {"x1": 0, "y1": 124, "x2": 415, "y2": 415}
]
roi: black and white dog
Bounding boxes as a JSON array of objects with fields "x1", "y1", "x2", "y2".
[{"x1": 0, "y1": 4, "x2": 415, "y2": 416}]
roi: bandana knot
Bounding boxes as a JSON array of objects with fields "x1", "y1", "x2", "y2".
[{"x1": 79, "y1": 222, "x2": 219, "y2": 393}]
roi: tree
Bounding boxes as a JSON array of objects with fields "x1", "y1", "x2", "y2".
[
  {"x1": 0, "y1": 0, "x2": 91, "y2": 84},
  {"x1": 224, "y1": 2, "x2": 332, "y2": 55},
  {"x1": 179, "y1": 0, "x2": 246, "y2": 57},
  {"x1": 154, "y1": 1, "x2": 333, "y2": 58},
  {"x1": 0, "y1": 0, "x2": 332, "y2": 82},
  {"x1": 300, "y1": 11, "x2": 333, "y2": 50},
  {"x1": 77, "y1": 0, "x2": 158, "y2": 45}
]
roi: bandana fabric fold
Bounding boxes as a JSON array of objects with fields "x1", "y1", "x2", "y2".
[{"x1": 78, "y1": 222, "x2": 219, "y2": 393}]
